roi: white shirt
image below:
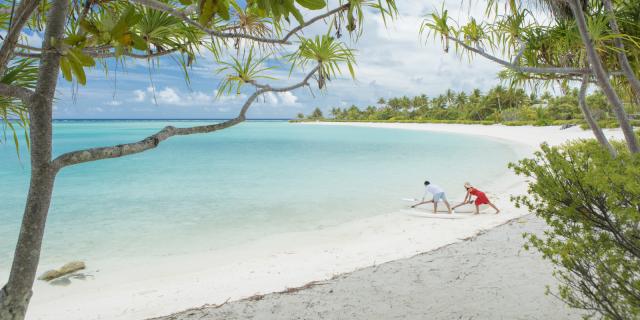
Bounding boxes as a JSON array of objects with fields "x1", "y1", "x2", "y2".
[{"x1": 424, "y1": 184, "x2": 444, "y2": 197}]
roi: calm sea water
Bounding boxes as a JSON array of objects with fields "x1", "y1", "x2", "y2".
[{"x1": 0, "y1": 121, "x2": 517, "y2": 270}]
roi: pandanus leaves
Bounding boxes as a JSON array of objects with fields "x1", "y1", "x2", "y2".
[
  {"x1": 420, "y1": 6, "x2": 451, "y2": 53},
  {"x1": 0, "y1": 58, "x2": 37, "y2": 155},
  {"x1": 59, "y1": 48, "x2": 96, "y2": 85},
  {"x1": 216, "y1": 47, "x2": 276, "y2": 96},
  {"x1": 288, "y1": 34, "x2": 355, "y2": 89}
]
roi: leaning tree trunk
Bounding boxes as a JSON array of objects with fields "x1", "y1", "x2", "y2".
[
  {"x1": 579, "y1": 75, "x2": 617, "y2": 157},
  {"x1": 569, "y1": 0, "x2": 640, "y2": 153},
  {"x1": 0, "y1": 1, "x2": 68, "y2": 319},
  {"x1": 602, "y1": 0, "x2": 640, "y2": 101}
]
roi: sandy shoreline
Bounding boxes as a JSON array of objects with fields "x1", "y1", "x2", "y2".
[
  {"x1": 10, "y1": 123, "x2": 624, "y2": 320},
  {"x1": 155, "y1": 215, "x2": 583, "y2": 320}
]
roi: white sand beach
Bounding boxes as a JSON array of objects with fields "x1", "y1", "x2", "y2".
[
  {"x1": 13, "y1": 123, "x2": 624, "y2": 320},
  {"x1": 155, "y1": 215, "x2": 582, "y2": 320}
]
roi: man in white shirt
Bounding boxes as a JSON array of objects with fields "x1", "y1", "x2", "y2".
[{"x1": 411, "y1": 180, "x2": 452, "y2": 214}]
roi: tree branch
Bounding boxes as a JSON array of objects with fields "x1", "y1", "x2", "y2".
[
  {"x1": 511, "y1": 41, "x2": 526, "y2": 65},
  {"x1": 13, "y1": 2, "x2": 349, "y2": 61},
  {"x1": 14, "y1": 46, "x2": 182, "y2": 60},
  {"x1": 14, "y1": 51, "x2": 42, "y2": 59},
  {"x1": 446, "y1": 35, "x2": 591, "y2": 75},
  {"x1": 602, "y1": 0, "x2": 640, "y2": 100},
  {"x1": 569, "y1": 0, "x2": 639, "y2": 153},
  {"x1": 0, "y1": 83, "x2": 34, "y2": 103},
  {"x1": 88, "y1": 48, "x2": 181, "y2": 59},
  {"x1": 15, "y1": 43, "x2": 42, "y2": 52},
  {"x1": 0, "y1": 0, "x2": 40, "y2": 75},
  {"x1": 51, "y1": 65, "x2": 320, "y2": 170},
  {"x1": 578, "y1": 74, "x2": 616, "y2": 157},
  {"x1": 130, "y1": 0, "x2": 348, "y2": 45},
  {"x1": 279, "y1": 4, "x2": 350, "y2": 43}
]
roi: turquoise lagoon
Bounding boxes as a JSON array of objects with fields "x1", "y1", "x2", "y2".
[{"x1": 0, "y1": 121, "x2": 518, "y2": 271}]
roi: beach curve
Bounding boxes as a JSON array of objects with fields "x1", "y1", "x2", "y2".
[{"x1": 19, "y1": 123, "x2": 624, "y2": 320}]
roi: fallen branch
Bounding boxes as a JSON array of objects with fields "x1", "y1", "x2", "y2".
[{"x1": 51, "y1": 65, "x2": 320, "y2": 171}]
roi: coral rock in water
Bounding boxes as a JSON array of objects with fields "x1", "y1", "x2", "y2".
[{"x1": 38, "y1": 261, "x2": 86, "y2": 281}]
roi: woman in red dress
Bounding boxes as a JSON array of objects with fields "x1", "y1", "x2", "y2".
[{"x1": 452, "y1": 182, "x2": 500, "y2": 214}]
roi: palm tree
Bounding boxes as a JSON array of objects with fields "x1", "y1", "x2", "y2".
[
  {"x1": 444, "y1": 89, "x2": 456, "y2": 108},
  {"x1": 310, "y1": 107, "x2": 324, "y2": 119},
  {"x1": 454, "y1": 92, "x2": 468, "y2": 109},
  {"x1": 330, "y1": 107, "x2": 341, "y2": 119}
]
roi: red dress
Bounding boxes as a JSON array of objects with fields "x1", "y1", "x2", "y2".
[{"x1": 469, "y1": 188, "x2": 489, "y2": 205}]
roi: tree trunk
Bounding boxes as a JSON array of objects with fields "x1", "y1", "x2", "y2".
[
  {"x1": 579, "y1": 75, "x2": 617, "y2": 157},
  {"x1": 602, "y1": 0, "x2": 640, "y2": 101},
  {"x1": 0, "y1": 165, "x2": 56, "y2": 320},
  {"x1": 569, "y1": 0, "x2": 640, "y2": 153},
  {"x1": 0, "y1": 0, "x2": 68, "y2": 319}
]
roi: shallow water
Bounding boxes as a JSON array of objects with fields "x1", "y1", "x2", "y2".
[{"x1": 0, "y1": 121, "x2": 518, "y2": 270}]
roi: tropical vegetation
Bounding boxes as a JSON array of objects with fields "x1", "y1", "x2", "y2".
[
  {"x1": 420, "y1": 0, "x2": 640, "y2": 318},
  {"x1": 297, "y1": 85, "x2": 640, "y2": 128},
  {"x1": 0, "y1": 1, "x2": 397, "y2": 319},
  {"x1": 512, "y1": 138, "x2": 640, "y2": 320},
  {"x1": 423, "y1": 0, "x2": 640, "y2": 155}
]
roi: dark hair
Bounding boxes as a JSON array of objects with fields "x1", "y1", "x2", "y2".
[{"x1": 424, "y1": 181, "x2": 430, "y2": 185}]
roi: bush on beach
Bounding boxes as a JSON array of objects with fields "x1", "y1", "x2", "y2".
[{"x1": 510, "y1": 140, "x2": 640, "y2": 319}]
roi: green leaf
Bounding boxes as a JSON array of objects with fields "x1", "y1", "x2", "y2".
[
  {"x1": 347, "y1": 61, "x2": 355, "y2": 79},
  {"x1": 199, "y1": 0, "x2": 217, "y2": 26},
  {"x1": 66, "y1": 53, "x2": 87, "y2": 85},
  {"x1": 217, "y1": 0, "x2": 230, "y2": 20},
  {"x1": 59, "y1": 57, "x2": 73, "y2": 82},
  {"x1": 64, "y1": 34, "x2": 86, "y2": 46},
  {"x1": 69, "y1": 48, "x2": 95, "y2": 67},
  {"x1": 112, "y1": 7, "x2": 136, "y2": 38},
  {"x1": 283, "y1": 0, "x2": 304, "y2": 25},
  {"x1": 79, "y1": 20, "x2": 99, "y2": 35},
  {"x1": 6, "y1": 120, "x2": 20, "y2": 159},
  {"x1": 131, "y1": 33, "x2": 148, "y2": 51},
  {"x1": 70, "y1": 62, "x2": 87, "y2": 85},
  {"x1": 295, "y1": 0, "x2": 326, "y2": 10}
]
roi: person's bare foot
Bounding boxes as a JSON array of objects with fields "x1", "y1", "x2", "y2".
[{"x1": 495, "y1": 210, "x2": 500, "y2": 214}]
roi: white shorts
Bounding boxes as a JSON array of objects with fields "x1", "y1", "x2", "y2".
[{"x1": 433, "y1": 192, "x2": 447, "y2": 202}]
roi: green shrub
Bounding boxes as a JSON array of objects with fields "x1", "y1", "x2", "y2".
[{"x1": 510, "y1": 140, "x2": 640, "y2": 320}]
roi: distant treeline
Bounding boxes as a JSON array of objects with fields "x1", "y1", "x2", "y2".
[{"x1": 296, "y1": 86, "x2": 640, "y2": 128}]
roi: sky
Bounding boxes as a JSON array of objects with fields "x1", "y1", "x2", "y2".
[{"x1": 47, "y1": 0, "x2": 505, "y2": 119}]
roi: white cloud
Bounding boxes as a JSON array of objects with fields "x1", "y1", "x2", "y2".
[
  {"x1": 263, "y1": 92, "x2": 279, "y2": 105},
  {"x1": 145, "y1": 86, "x2": 248, "y2": 107},
  {"x1": 133, "y1": 90, "x2": 146, "y2": 102},
  {"x1": 278, "y1": 91, "x2": 298, "y2": 106},
  {"x1": 106, "y1": 100, "x2": 122, "y2": 106},
  {"x1": 255, "y1": 91, "x2": 299, "y2": 107},
  {"x1": 157, "y1": 87, "x2": 183, "y2": 105}
]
